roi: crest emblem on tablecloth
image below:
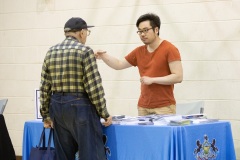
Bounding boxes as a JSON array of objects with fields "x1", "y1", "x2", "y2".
[{"x1": 194, "y1": 134, "x2": 219, "y2": 160}]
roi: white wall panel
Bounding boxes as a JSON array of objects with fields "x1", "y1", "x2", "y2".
[
  {"x1": 4, "y1": 98, "x2": 35, "y2": 114},
  {"x1": 13, "y1": 47, "x2": 41, "y2": 64},
  {"x1": 102, "y1": 81, "x2": 140, "y2": 99},
  {"x1": 0, "y1": 80, "x2": 39, "y2": 97},
  {"x1": 177, "y1": 41, "x2": 240, "y2": 61},
  {"x1": 98, "y1": 64, "x2": 139, "y2": 81},
  {"x1": 106, "y1": 99, "x2": 138, "y2": 116},
  {"x1": 175, "y1": 80, "x2": 240, "y2": 100},
  {"x1": 0, "y1": 48, "x2": 14, "y2": 63},
  {"x1": 182, "y1": 61, "x2": 240, "y2": 80},
  {"x1": 182, "y1": 61, "x2": 221, "y2": 80}
]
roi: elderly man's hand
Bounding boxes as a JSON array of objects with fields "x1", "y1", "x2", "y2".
[
  {"x1": 102, "y1": 116, "x2": 112, "y2": 127},
  {"x1": 43, "y1": 119, "x2": 53, "y2": 128}
]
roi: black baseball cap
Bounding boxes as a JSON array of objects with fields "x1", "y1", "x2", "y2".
[{"x1": 64, "y1": 17, "x2": 94, "y2": 32}]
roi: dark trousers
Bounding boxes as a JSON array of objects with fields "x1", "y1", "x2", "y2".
[
  {"x1": 0, "y1": 114, "x2": 16, "y2": 160},
  {"x1": 50, "y1": 94, "x2": 106, "y2": 160}
]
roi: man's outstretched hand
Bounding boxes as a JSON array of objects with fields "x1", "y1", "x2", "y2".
[{"x1": 94, "y1": 50, "x2": 106, "y2": 59}]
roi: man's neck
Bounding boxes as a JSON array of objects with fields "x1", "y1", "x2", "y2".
[
  {"x1": 65, "y1": 32, "x2": 83, "y2": 43},
  {"x1": 147, "y1": 37, "x2": 163, "y2": 53}
]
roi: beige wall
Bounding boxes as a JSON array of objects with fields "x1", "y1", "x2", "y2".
[{"x1": 0, "y1": 0, "x2": 239, "y2": 158}]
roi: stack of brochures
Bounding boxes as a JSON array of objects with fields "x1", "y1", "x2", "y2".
[
  {"x1": 191, "y1": 118, "x2": 219, "y2": 124},
  {"x1": 169, "y1": 119, "x2": 193, "y2": 126},
  {"x1": 112, "y1": 115, "x2": 125, "y2": 121},
  {"x1": 182, "y1": 114, "x2": 205, "y2": 119},
  {"x1": 111, "y1": 115, "x2": 142, "y2": 125},
  {"x1": 181, "y1": 114, "x2": 219, "y2": 124},
  {"x1": 111, "y1": 115, "x2": 126, "y2": 124}
]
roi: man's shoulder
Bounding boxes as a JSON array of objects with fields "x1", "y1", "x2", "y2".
[
  {"x1": 162, "y1": 40, "x2": 177, "y2": 48},
  {"x1": 132, "y1": 45, "x2": 146, "y2": 52},
  {"x1": 49, "y1": 40, "x2": 92, "y2": 52}
]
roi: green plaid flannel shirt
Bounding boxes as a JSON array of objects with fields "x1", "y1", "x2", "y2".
[{"x1": 40, "y1": 36, "x2": 109, "y2": 120}]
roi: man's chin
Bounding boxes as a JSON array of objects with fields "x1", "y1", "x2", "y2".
[
  {"x1": 142, "y1": 41, "x2": 149, "y2": 45},
  {"x1": 141, "y1": 39, "x2": 147, "y2": 44}
]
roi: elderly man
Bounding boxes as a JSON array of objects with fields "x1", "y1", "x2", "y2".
[{"x1": 40, "y1": 17, "x2": 112, "y2": 160}]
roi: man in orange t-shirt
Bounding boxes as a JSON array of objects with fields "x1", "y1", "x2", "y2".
[{"x1": 95, "y1": 13, "x2": 183, "y2": 116}]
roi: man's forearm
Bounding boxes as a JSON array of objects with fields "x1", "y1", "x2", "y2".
[
  {"x1": 100, "y1": 53, "x2": 126, "y2": 70},
  {"x1": 152, "y1": 74, "x2": 183, "y2": 85}
]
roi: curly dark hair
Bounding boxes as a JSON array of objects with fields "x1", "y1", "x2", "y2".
[{"x1": 136, "y1": 13, "x2": 161, "y2": 35}]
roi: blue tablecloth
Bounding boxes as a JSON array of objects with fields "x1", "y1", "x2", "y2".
[{"x1": 22, "y1": 120, "x2": 236, "y2": 160}]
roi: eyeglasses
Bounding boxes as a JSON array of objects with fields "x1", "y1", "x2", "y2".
[
  {"x1": 137, "y1": 28, "x2": 153, "y2": 35},
  {"x1": 86, "y1": 29, "x2": 91, "y2": 36}
]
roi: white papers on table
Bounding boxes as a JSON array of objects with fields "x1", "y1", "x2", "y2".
[
  {"x1": 191, "y1": 119, "x2": 219, "y2": 124},
  {"x1": 153, "y1": 115, "x2": 183, "y2": 126},
  {"x1": 107, "y1": 114, "x2": 218, "y2": 126}
]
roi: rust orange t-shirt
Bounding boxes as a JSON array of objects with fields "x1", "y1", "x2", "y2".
[{"x1": 125, "y1": 40, "x2": 181, "y2": 108}]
